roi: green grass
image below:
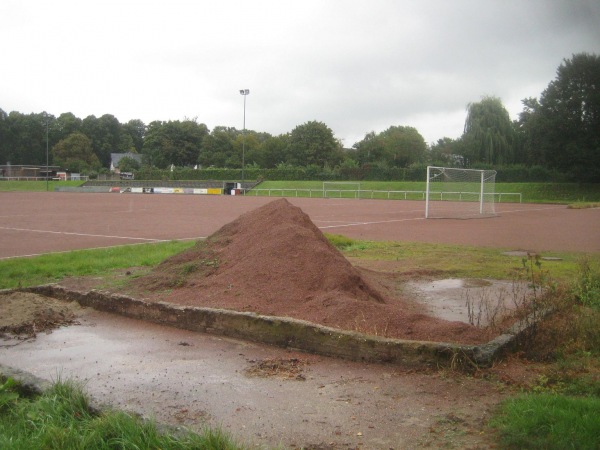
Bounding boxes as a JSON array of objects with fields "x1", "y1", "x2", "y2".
[
  {"x1": 0, "y1": 240, "x2": 196, "y2": 289},
  {"x1": 2, "y1": 233, "x2": 599, "y2": 449},
  {"x1": 491, "y1": 393, "x2": 600, "y2": 450},
  {"x1": 0, "y1": 378, "x2": 243, "y2": 450},
  {"x1": 326, "y1": 234, "x2": 594, "y2": 282},
  {"x1": 250, "y1": 181, "x2": 600, "y2": 203},
  {"x1": 1, "y1": 235, "x2": 595, "y2": 290},
  {"x1": 3, "y1": 179, "x2": 599, "y2": 203},
  {"x1": 568, "y1": 202, "x2": 600, "y2": 209},
  {"x1": 1, "y1": 236, "x2": 592, "y2": 290},
  {"x1": 0, "y1": 181, "x2": 85, "y2": 192}
]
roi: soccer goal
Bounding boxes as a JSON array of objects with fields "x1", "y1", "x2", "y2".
[
  {"x1": 322, "y1": 182, "x2": 361, "y2": 199},
  {"x1": 425, "y1": 166, "x2": 497, "y2": 219}
]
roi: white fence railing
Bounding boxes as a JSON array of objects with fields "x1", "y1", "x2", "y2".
[
  {"x1": 0, "y1": 176, "x2": 89, "y2": 182},
  {"x1": 246, "y1": 188, "x2": 522, "y2": 203}
]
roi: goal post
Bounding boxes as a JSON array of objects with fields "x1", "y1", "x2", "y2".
[
  {"x1": 323, "y1": 182, "x2": 362, "y2": 199},
  {"x1": 425, "y1": 166, "x2": 497, "y2": 219}
]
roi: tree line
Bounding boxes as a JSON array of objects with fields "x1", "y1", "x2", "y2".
[{"x1": 1, "y1": 53, "x2": 598, "y2": 181}]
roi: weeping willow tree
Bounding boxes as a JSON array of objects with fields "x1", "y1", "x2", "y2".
[{"x1": 462, "y1": 96, "x2": 516, "y2": 166}]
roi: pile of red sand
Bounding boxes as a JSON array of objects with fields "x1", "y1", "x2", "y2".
[{"x1": 132, "y1": 198, "x2": 489, "y2": 344}]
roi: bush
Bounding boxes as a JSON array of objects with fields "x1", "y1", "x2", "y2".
[{"x1": 574, "y1": 257, "x2": 600, "y2": 308}]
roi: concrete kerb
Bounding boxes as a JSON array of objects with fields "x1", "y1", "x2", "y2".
[{"x1": 12, "y1": 284, "x2": 533, "y2": 368}]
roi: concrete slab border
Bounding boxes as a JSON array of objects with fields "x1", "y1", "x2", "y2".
[{"x1": 13, "y1": 284, "x2": 534, "y2": 368}]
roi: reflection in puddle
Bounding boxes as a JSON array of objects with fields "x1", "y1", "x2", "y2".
[{"x1": 406, "y1": 278, "x2": 524, "y2": 326}]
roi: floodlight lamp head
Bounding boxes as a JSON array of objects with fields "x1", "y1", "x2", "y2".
[{"x1": 239, "y1": 89, "x2": 249, "y2": 95}]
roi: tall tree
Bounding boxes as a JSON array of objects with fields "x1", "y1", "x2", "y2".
[
  {"x1": 353, "y1": 126, "x2": 426, "y2": 168},
  {"x1": 81, "y1": 114, "x2": 123, "y2": 167},
  {"x1": 52, "y1": 132, "x2": 101, "y2": 172},
  {"x1": 249, "y1": 134, "x2": 288, "y2": 168},
  {"x1": 197, "y1": 127, "x2": 238, "y2": 168},
  {"x1": 353, "y1": 131, "x2": 384, "y2": 166},
  {"x1": 530, "y1": 53, "x2": 600, "y2": 180},
  {"x1": 287, "y1": 121, "x2": 341, "y2": 167},
  {"x1": 3, "y1": 111, "x2": 50, "y2": 165},
  {"x1": 428, "y1": 137, "x2": 462, "y2": 166},
  {"x1": 0, "y1": 108, "x2": 11, "y2": 165},
  {"x1": 462, "y1": 96, "x2": 515, "y2": 166},
  {"x1": 122, "y1": 119, "x2": 146, "y2": 153},
  {"x1": 143, "y1": 119, "x2": 209, "y2": 168},
  {"x1": 54, "y1": 112, "x2": 82, "y2": 143}
]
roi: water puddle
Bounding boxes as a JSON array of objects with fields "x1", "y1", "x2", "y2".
[{"x1": 406, "y1": 278, "x2": 524, "y2": 326}]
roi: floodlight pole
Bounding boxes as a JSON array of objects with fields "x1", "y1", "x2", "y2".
[
  {"x1": 45, "y1": 112, "x2": 49, "y2": 192},
  {"x1": 239, "y1": 89, "x2": 249, "y2": 183}
]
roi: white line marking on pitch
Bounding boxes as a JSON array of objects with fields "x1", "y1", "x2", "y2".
[
  {"x1": 318, "y1": 216, "x2": 426, "y2": 229},
  {"x1": 0, "y1": 226, "x2": 166, "y2": 242},
  {"x1": 0, "y1": 236, "x2": 207, "y2": 260}
]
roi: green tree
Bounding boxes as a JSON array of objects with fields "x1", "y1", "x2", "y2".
[
  {"x1": 54, "y1": 112, "x2": 82, "y2": 143},
  {"x1": 81, "y1": 114, "x2": 124, "y2": 168},
  {"x1": 287, "y1": 121, "x2": 342, "y2": 167},
  {"x1": 122, "y1": 119, "x2": 146, "y2": 153},
  {"x1": 232, "y1": 132, "x2": 261, "y2": 168},
  {"x1": 143, "y1": 119, "x2": 209, "y2": 168},
  {"x1": 353, "y1": 131, "x2": 384, "y2": 166},
  {"x1": 117, "y1": 156, "x2": 141, "y2": 172},
  {"x1": 248, "y1": 134, "x2": 288, "y2": 168},
  {"x1": 462, "y1": 96, "x2": 515, "y2": 166},
  {"x1": 428, "y1": 137, "x2": 462, "y2": 166},
  {"x1": 197, "y1": 126, "x2": 238, "y2": 168},
  {"x1": 353, "y1": 126, "x2": 426, "y2": 168},
  {"x1": 52, "y1": 132, "x2": 101, "y2": 172},
  {"x1": 0, "y1": 108, "x2": 8, "y2": 164},
  {"x1": 516, "y1": 97, "x2": 546, "y2": 166},
  {"x1": 3, "y1": 111, "x2": 50, "y2": 166},
  {"x1": 530, "y1": 53, "x2": 600, "y2": 180}
]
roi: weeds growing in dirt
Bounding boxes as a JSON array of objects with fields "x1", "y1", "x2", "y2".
[
  {"x1": 490, "y1": 256, "x2": 600, "y2": 450},
  {"x1": 464, "y1": 285, "x2": 512, "y2": 330},
  {"x1": 573, "y1": 256, "x2": 600, "y2": 308}
]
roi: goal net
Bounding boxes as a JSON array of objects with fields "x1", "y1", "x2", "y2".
[
  {"x1": 425, "y1": 166, "x2": 497, "y2": 219},
  {"x1": 323, "y1": 182, "x2": 361, "y2": 199}
]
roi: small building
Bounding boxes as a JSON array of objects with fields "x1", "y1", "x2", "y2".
[
  {"x1": 110, "y1": 153, "x2": 143, "y2": 173},
  {"x1": 0, "y1": 165, "x2": 61, "y2": 180}
]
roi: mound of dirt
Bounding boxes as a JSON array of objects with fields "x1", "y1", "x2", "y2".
[
  {"x1": 129, "y1": 198, "x2": 489, "y2": 344},
  {"x1": 0, "y1": 292, "x2": 81, "y2": 339}
]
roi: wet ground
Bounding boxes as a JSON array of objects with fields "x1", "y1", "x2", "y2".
[
  {"x1": 407, "y1": 278, "x2": 524, "y2": 326},
  {"x1": 1, "y1": 307, "x2": 505, "y2": 449}
]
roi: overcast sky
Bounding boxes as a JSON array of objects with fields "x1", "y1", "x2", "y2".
[{"x1": 2, "y1": 0, "x2": 599, "y2": 147}]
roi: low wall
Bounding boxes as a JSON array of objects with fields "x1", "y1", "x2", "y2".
[{"x1": 19, "y1": 285, "x2": 529, "y2": 369}]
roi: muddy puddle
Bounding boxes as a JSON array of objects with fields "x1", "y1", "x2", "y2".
[
  {"x1": 0, "y1": 307, "x2": 505, "y2": 449},
  {"x1": 406, "y1": 278, "x2": 527, "y2": 326}
]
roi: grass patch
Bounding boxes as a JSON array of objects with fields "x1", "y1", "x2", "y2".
[
  {"x1": 491, "y1": 393, "x2": 600, "y2": 450},
  {"x1": 0, "y1": 240, "x2": 196, "y2": 289},
  {"x1": 331, "y1": 238, "x2": 592, "y2": 282},
  {"x1": 252, "y1": 181, "x2": 600, "y2": 203},
  {"x1": 0, "y1": 377, "x2": 243, "y2": 449},
  {"x1": 568, "y1": 201, "x2": 600, "y2": 209},
  {"x1": 0, "y1": 236, "x2": 593, "y2": 289},
  {"x1": 0, "y1": 181, "x2": 84, "y2": 192}
]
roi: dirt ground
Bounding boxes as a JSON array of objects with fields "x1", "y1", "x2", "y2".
[
  {"x1": 1, "y1": 297, "x2": 544, "y2": 449},
  {"x1": 0, "y1": 291, "x2": 82, "y2": 338},
  {"x1": 1, "y1": 192, "x2": 599, "y2": 261},
  {"x1": 117, "y1": 199, "x2": 506, "y2": 345},
  {"x1": 0, "y1": 197, "x2": 580, "y2": 448}
]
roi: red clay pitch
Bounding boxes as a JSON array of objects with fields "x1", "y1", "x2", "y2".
[{"x1": 0, "y1": 191, "x2": 598, "y2": 259}]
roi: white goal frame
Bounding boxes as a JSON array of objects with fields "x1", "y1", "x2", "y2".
[
  {"x1": 323, "y1": 181, "x2": 362, "y2": 199},
  {"x1": 425, "y1": 166, "x2": 497, "y2": 219}
]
